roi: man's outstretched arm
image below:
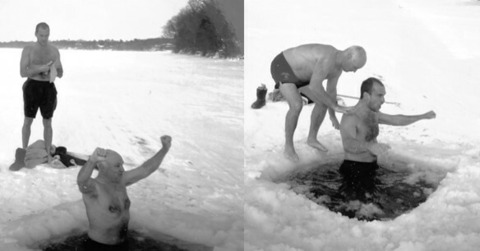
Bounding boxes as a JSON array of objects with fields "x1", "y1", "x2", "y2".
[
  {"x1": 301, "y1": 59, "x2": 354, "y2": 114},
  {"x1": 301, "y1": 67, "x2": 342, "y2": 111},
  {"x1": 379, "y1": 111, "x2": 436, "y2": 126},
  {"x1": 123, "y1": 136, "x2": 172, "y2": 186}
]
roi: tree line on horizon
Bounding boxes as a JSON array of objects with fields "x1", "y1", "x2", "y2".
[
  {"x1": 0, "y1": 0, "x2": 242, "y2": 58},
  {"x1": 0, "y1": 38, "x2": 174, "y2": 51}
]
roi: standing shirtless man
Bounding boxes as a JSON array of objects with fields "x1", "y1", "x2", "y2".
[
  {"x1": 77, "y1": 135, "x2": 172, "y2": 250},
  {"x1": 271, "y1": 44, "x2": 366, "y2": 161},
  {"x1": 20, "y1": 22, "x2": 63, "y2": 162},
  {"x1": 339, "y1": 77, "x2": 435, "y2": 199}
]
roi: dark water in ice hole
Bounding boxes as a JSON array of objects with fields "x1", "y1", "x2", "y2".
[
  {"x1": 40, "y1": 230, "x2": 212, "y2": 251},
  {"x1": 279, "y1": 160, "x2": 440, "y2": 221}
]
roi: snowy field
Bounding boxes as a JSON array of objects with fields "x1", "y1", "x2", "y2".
[
  {"x1": 0, "y1": 49, "x2": 243, "y2": 250},
  {"x1": 245, "y1": 0, "x2": 480, "y2": 250}
]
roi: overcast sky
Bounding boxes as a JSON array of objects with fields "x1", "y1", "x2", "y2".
[{"x1": 0, "y1": 0, "x2": 189, "y2": 42}]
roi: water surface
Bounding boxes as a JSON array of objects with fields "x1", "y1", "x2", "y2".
[{"x1": 281, "y1": 160, "x2": 440, "y2": 221}]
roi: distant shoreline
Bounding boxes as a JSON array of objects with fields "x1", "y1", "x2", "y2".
[
  {"x1": 0, "y1": 37, "x2": 244, "y2": 58},
  {"x1": 0, "y1": 37, "x2": 174, "y2": 52}
]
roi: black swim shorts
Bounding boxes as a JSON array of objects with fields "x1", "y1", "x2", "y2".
[
  {"x1": 23, "y1": 78, "x2": 57, "y2": 119},
  {"x1": 270, "y1": 52, "x2": 309, "y2": 89},
  {"x1": 84, "y1": 237, "x2": 129, "y2": 251},
  {"x1": 338, "y1": 160, "x2": 380, "y2": 202}
]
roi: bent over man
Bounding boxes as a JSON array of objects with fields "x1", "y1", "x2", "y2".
[{"x1": 271, "y1": 44, "x2": 366, "y2": 161}]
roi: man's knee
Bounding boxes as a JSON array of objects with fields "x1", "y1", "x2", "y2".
[
  {"x1": 23, "y1": 117, "x2": 34, "y2": 127},
  {"x1": 313, "y1": 102, "x2": 328, "y2": 112},
  {"x1": 43, "y1": 119, "x2": 52, "y2": 128},
  {"x1": 280, "y1": 85, "x2": 303, "y2": 113},
  {"x1": 288, "y1": 101, "x2": 303, "y2": 113}
]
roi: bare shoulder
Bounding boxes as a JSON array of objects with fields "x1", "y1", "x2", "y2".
[
  {"x1": 51, "y1": 44, "x2": 60, "y2": 52},
  {"x1": 292, "y1": 44, "x2": 335, "y2": 54},
  {"x1": 343, "y1": 112, "x2": 363, "y2": 128},
  {"x1": 48, "y1": 44, "x2": 60, "y2": 55},
  {"x1": 20, "y1": 46, "x2": 35, "y2": 63},
  {"x1": 341, "y1": 112, "x2": 357, "y2": 124},
  {"x1": 21, "y1": 44, "x2": 34, "y2": 54}
]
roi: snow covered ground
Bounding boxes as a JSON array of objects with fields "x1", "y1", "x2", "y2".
[
  {"x1": 0, "y1": 49, "x2": 243, "y2": 250},
  {"x1": 245, "y1": 0, "x2": 480, "y2": 250}
]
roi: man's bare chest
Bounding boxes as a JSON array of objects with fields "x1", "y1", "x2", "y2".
[
  {"x1": 30, "y1": 47, "x2": 55, "y2": 65},
  {"x1": 357, "y1": 114, "x2": 379, "y2": 142},
  {"x1": 97, "y1": 185, "x2": 131, "y2": 215}
]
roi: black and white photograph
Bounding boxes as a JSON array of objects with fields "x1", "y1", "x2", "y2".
[
  {"x1": 244, "y1": 0, "x2": 480, "y2": 250},
  {"x1": 0, "y1": 0, "x2": 243, "y2": 250}
]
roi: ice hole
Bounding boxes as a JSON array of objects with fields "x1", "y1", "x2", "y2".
[
  {"x1": 37, "y1": 229, "x2": 212, "y2": 251},
  {"x1": 274, "y1": 156, "x2": 448, "y2": 221}
]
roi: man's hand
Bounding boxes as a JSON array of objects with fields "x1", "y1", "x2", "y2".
[
  {"x1": 89, "y1": 147, "x2": 107, "y2": 162},
  {"x1": 43, "y1": 61, "x2": 54, "y2": 71},
  {"x1": 368, "y1": 142, "x2": 391, "y2": 156},
  {"x1": 423, "y1": 111, "x2": 436, "y2": 119},
  {"x1": 38, "y1": 61, "x2": 53, "y2": 77},
  {"x1": 333, "y1": 105, "x2": 348, "y2": 113},
  {"x1": 334, "y1": 104, "x2": 357, "y2": 114},
  {"x1": 122, "y1": 136, "x2": 172, "y2": 186},
  {"x1": 330, "y1": 115, "x2": 340, "y2": 129},
  {"x1": 161, "y1": 136, "x2": 172, "y2": 150}
]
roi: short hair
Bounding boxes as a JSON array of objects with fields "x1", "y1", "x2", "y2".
[
  {"x1": 360, "y1": 77, "x2": 384, "y2": 98},
  {"x1": 346, "y1": 46, "x2": 367, "y2": 67},
  {"x1": 35, "y1": 22, "x2": 50, "y2": 34}
]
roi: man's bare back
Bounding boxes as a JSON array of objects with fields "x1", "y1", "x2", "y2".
[{"x1": 283, "y1": 44, "x2": 341, "y2": 83}]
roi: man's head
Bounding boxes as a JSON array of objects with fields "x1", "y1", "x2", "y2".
[
  {"x1": 97, "y1": 150, "x2": 125, "y2": 181},
  {"x1": 35, "y1": 22, "x2": 50, "y2": 46},
  {"x1": 360, "y1": 77, "x2": 385, "y2": 112},
  {"x1": 342, "y1": 46, "x2": 367, "y2": 72}
]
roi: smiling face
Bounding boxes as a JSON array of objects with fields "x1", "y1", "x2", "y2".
[{"x1": 99, "y1": 150, "x2": 125, "y2": 180}]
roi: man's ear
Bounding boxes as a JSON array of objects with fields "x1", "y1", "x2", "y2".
[{"x1": 362, "y1": 92, "x2": 371, "y2": 101}]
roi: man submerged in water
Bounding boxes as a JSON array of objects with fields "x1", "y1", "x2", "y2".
[
  {"x1": 339, "y1": 77, "x2": 435, "y2": 201},
  {"x1": 77, "y1": 136, "x2": 172, "y2": 251}
]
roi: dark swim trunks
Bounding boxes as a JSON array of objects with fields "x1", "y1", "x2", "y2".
[
  {"x1": 23, "y1": 78, "x2": 57, "y2": 119},
  {"x1": 83, "y1": 237, "x2": 129, "y2": 251},
  {"x1": 270, "y1": 52, "x2": 309, "y2": 89},
  {"x1": 338, "y1": 160, "x2": 380, "y2": 202}
]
